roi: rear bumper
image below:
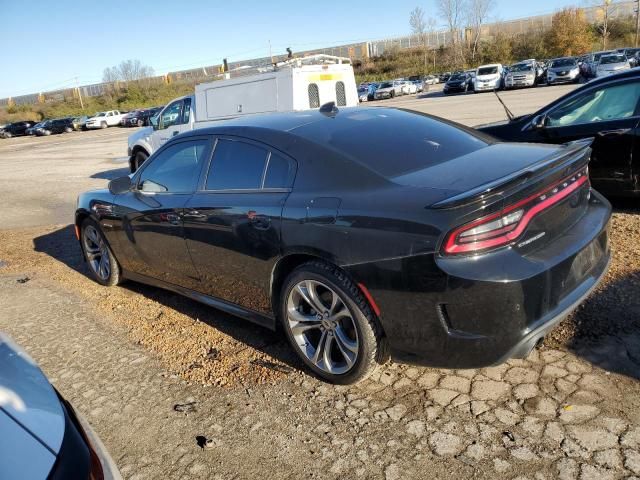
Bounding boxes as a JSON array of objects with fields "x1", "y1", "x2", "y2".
[{"x1": 345, "y1": 190, "x2": 611, "y2": 369}]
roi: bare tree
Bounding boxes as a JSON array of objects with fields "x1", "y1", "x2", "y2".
[
  {"x1": 102, "y1": 59, "x2": 155, "y2": 83},
  {"x1": 410, "y1": 6, "x2": 429, "y2": 69},
  {"x1": 468, "y1": 0, "x2": 494, "y2": 63},
  {"x1": 589, "y1": 0, "x2": 617, "y2": 49},
  {"x1": 437, "y1": 0, "x2": 467, "y2": 66}
]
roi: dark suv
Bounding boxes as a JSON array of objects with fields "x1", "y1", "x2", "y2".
[
  {"x1": 121, "y1": 107, "x2": 163, "y2": 127},
  {"x1": 1, "y1": 121, "x2": 37, "y2": 138},
  {"x1": 36, "y1": 117, "x2": 75, "y2": 136}
]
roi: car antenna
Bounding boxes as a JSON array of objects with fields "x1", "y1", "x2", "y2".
[
  {"x1": 493, "y1": 89, "x2": 514, "y2": 121},
  {"x1": 319, "y1": 102, "x2": 339, "y2": 117}
]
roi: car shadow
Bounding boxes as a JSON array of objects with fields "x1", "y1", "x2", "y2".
[
  {"x1": 90, "y1": 167, "x2": 130, "y2": 180},
  {"x1": 32, "y1": 225, "x2": 301, "y2": 373},
  {"x1": 562, "y1": 270, "x2": 640, "y2": 380}
]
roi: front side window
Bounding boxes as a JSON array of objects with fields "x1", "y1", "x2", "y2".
[
  {"x1": 206, "y1": 139, "x2": 268, "y2": 190},
  {"x1": 546, "y1": 81, "x2": 640, "y2": 127},
  {"x1": 138, "y1": 140, "x2": 208, "y2": 193},
  {"x1": 160, "y1": 100, "x2": 183, "y2": 130}
]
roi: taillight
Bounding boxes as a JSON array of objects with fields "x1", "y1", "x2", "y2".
[{"x1": 443, "y1": 167, "x2": 589, "y2": 255}]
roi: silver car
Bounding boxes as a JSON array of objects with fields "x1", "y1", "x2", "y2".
[
  {"x1": 596, "y1": 53, "x2": 631, "y2": 77},
  {"x1": 546, "y1": 57, "x2": 581, "y2": 85},
  {"x1": 0, "y1": 333, "x2": 122, "y2": 479}
]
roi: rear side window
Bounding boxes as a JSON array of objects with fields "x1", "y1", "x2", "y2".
[
  {"x1": 264, "y1": 152, "x2": 295, "y2": 188},
  {"x1": 206, "y1": 139, "x2": 268, "y2": 190},
  {"x1": 138, "y1": 139, "x2": 208, "y2": 193},
  {"x1": 308, "y1": 83, "x2": 320, "y2": 108}
]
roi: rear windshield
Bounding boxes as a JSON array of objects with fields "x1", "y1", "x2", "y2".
[
  {"x1": 294, "y1": 109, "x2": 489, "y2": 178},
  {"x1": 600, "y1": 55, "x2": 626, "y2": 64},
  {"x1": 551, "y1": 58, "x2": 576, "y2": 68},
  {"x1": 478, "y1": 66, "x2": 498, "y2": 75}
]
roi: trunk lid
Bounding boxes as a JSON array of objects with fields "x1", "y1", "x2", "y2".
[{"x1": 392, "y1": 139, "x2": 591, "y2": 208}]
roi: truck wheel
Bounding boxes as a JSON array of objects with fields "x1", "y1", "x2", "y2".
[
  {"x1": 101, "y1": 122, "x2": 107, "y2": 129},
  {"x1": 133, "y1": 151, "x2": 148, "y2": 172}
]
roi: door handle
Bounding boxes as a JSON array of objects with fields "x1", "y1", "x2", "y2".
[
  {"x1": 182, "y1": 210, "x2": 206, "y2": 220},
  {"x1": 597, "y1": 128, "x2": 631, "y2": 137}
]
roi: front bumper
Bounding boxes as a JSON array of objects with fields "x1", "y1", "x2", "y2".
[
  {"x1": 475, "y1": 82, "x2": 499, "y2": 91},
  {"x1": 505, "y1": 78, "x2": 535, "y2": 88},
  {"x1": 374, "y1": 91, "x2": 392, "y2": 99}
]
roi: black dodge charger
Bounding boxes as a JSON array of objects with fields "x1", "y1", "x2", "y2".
[{"x1": 76, "y1": 107, "x2": 611, "y2": 384}]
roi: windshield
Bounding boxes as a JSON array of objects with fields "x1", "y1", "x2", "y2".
[
  {"x1": 379, "y1": 82, "x2": 393, "y2": 88},
  {"x1": 449, "y1": 74, "x2": 465, "y2": 81},
  {"x1": 478, "y1": 67, "x2": 498, "y2": 75},
  {"x1": 551, "y1": 58, "x2": 576, "y2": 68},
  {"x1": 509, "y1": 63, "x2": 534, "y2": 72},
  {"x1": 94, "y1": 112, "x2": 106, "y2": 117},
  {"x1": 600, "y1": 55, "x2": 626, "y2": 65},
  {"x1": 594, "y1": 52, "x2": 613, "y2": 61}
]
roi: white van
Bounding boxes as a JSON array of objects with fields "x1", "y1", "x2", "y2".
[
  {"x1": 127, "y1": 55, "x2": 358, "y2": 171},
  {"x1": 474, "y1": 64, "x2": 504, "y2": 92}
]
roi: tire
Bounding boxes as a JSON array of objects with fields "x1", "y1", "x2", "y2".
[
  {"x1": 4, "y1": 132, "x2": 11, "y2": 138},
  {"x1": 137, "y1": 119, "x2": 144, "y2": 127},
  {"x1": 100, "y1": 122, "x2": 107, "y2": 129},
  {"x1": 81, "y1": 218, "x2": 121, "y2": 287},
  {"x1": 390, "y1": 90, "x2": 395, "y2": 98},
  {"x1": 64, "y1": 127, "x2": 73, "y2": 133},
  {"x1": 280, "y1": 261, "x2": 385, "y2": 384},
  {"x1": 133, "y1": 150, "x2": 148, "y2": 172}
]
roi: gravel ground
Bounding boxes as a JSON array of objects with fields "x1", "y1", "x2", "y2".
[{"x1": 0, "y1": 87, "x2": 639, "y2": 479}]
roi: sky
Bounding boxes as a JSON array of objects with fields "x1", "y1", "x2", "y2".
[{"x1": 1, "y1": 0, "x2": 594, "y2": 98}]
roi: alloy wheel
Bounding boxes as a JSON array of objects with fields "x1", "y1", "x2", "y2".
[
  {"x1": 83, "y1": 225, "x2": 111, "y2": 281},
  {"x1": 287, "y1": 279, "x2": 359, "y2": 375}
]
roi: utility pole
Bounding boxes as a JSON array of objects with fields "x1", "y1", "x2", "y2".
[
  {"x1": 75, "y1": 77, "x2": 84, "y2": 110},
  {"x1": 635, "y1": 0, "x2": 639, "y2": 48}
]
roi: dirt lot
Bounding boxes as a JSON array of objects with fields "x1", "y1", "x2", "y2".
[{"x1": 1, "y1": 86, "x2": 639, "y2": 479}]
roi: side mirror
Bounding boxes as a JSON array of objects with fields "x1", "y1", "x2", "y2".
[
  {"x1": 150, "y1": 115, "x2": 159, "y2": 130},
  {"x1": 531, "y1": 114, "x2": 548, "y2": 130},
  {"x1": 108, "y1": 176, "x2": 132, "y2": 195}
]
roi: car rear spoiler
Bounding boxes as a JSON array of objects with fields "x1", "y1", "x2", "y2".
[{"x1": 430, "y1": 138, "x2": 594, "y2": 209}]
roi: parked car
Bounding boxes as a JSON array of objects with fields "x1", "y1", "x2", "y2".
[
  {"x1": 35, "y1": 117, "x2": 75, "y2": 136},
  {"x1": 0, "y1": 333, "x2": 122, "y2": 479},
  {"x1": 76, "y1": 106, "x2": 611, "y2": 384},
  {"x1": 401, "y1": 81, "x2": 418, "y2": 94},
  {"x1": 373, "y1": 81, "x2": 402, "y2": 99},
  {"x1": 618, "y1": 47, "x2": 640, "y2": 66},
  {"x1": 546, "y1": 57, "x2": 581, "y2": 85},
  {"x1": 120, "y1": 107, "x2": 163, "y2": 127},
  {"x1": 26, "y1": 121, "x2": 48, "y2": 135},
  {"x1": 474, "y1": 64, "x2": 504, "y2": 92},
  {"x1": 504, "y1": 60, "x2": 539, "y2": 89},
  {"x1": 443, "y1": 73, "x2": 473, "y2": 94},
  {"x1": 595, "y1": 53, "x2": 631, "y2": 78},
  {"x1": 585, "y1": 51, "x2": 616, "y2": 77},
  {"x1": 72, "y1": 115, "x2": 90, "y2": 131},
  {"x1": 358, "y1": 87, "x2": 369, "y2": 102},
  {"x1": 476, "y1": 69, "x2": 640, "y2": 197},
  {"x1": 0, "y1": 120, "x2": 37, "y2": 138},
  {"x1": 85, "y1": 110, "x2": 125, "y2": 129}
]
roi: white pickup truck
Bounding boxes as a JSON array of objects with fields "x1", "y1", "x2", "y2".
[
  {"x1": 85, "y1": 110, "x2": 124, "y2": 129},
  {"x1": 127, "y1": 54, "x2": 359, "y2": 172}
]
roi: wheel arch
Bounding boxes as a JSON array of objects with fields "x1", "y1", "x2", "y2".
[
  {"x1": 129, "y1": 145, "x2": 150, "y2": 172},
  {"x1": 269, "y1": 252, "x2": 385, "y2": 336}
]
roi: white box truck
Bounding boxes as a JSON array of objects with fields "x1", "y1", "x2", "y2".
[{"x1": 127, "y1": 55, "x2": 358, "y2": 172}]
